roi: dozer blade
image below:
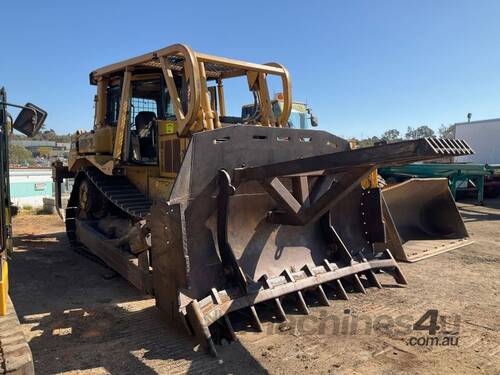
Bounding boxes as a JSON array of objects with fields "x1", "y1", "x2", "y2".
[
  {"x1": 381, "y1": 178, "x2": 473, "y2": 262},
  {"x1": 148, "y1": 126, "x2": 473, "y2": 355}
]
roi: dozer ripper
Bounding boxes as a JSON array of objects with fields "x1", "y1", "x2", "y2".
[{"x1": 53, "y1": 44, "x2": 473, "y2": 355}]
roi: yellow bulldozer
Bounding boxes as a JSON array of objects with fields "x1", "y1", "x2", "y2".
[{"x1": 52, "y1": 44, "x2": 473, "y2": 355}]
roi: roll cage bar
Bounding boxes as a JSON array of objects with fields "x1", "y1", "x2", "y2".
[{"x1": 90, "y1": 44, "x2": 292, "y2": 161}]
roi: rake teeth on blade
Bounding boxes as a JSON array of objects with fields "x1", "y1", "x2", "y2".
[
  {"x1": 248, "y1": 306, "x2": 264, "y2": 332},
  {"x1": 350, "y1": 274, "x2": 367, "y2": 294},
  {"x1": 365, "y1": 269, "x2": 383, "y2": 289},
  {"x1": 273, "y1": 298, "x2": 288, "y2": 322},
  {"x1": 316, "y1": 285, "x2": 331, "y2": 306},
  {"x1": 334, "y1": 279, "x2": 349, "y2": 300},
  {"x1": 183, "y1": 252, "x2": 405, "y2": 355}
]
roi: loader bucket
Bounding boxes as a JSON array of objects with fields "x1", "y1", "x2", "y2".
[
  {"x1": 382, "y1": 178, "x2": 473, "y2": 262},
  {"x1": 149, "y1": 128, "x2": 473, "y2": 355}
]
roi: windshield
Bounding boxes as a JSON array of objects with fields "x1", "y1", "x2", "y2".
[{"x1": 273, "y1": 101, "x2": 311, "y2": 129}]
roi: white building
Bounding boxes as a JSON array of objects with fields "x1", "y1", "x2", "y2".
[
  {"x1": 454, "y1": 118, "x2": 500, "y2": 164},
  {"x1": 9, "y1": 168, "x2": 53, "y2": 208}
]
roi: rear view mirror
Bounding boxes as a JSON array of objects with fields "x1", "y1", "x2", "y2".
[
  {"x1": 306, "y1": 108, "x2": 319, "y2": 127},
  {"x1": 310, "y1": 114, "x2": 319, "y2": 127},
  {"x1": 13, "y1": 103, "x2": 47, "y2": 137}
]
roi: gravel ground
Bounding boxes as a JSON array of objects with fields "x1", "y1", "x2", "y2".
[{"x1": 8, "y1": 199, "x2": 500, "y2": 374}]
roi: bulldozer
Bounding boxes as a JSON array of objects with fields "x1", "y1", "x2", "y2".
[{"x1": 52, "y1": 44, "x2": 473, "y2": 355}]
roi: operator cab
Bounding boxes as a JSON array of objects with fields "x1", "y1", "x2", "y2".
[
  {"x1": 103, "y1": 74, "x2": 185, "y2": 165},
  {"x1": 87, "y1": 44, "x2": 292, "y2": 173}
]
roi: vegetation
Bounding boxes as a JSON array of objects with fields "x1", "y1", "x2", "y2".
[
  {"x1": 9, "y1": 144, "x2": 34, "y2": 165},
  {"x1": 353, "y1": 124, "x2": 454, "y2": 148},
  {"x1": 405, "y1": 125, "x2": 435, "y2": 139},
  {"x1": 11, "y1": 127, "x2": 72, "y2": 143},
  {"x1": 9, "y1": 126, "x2": 72, "y2": 167},
  {"x1": 381, "y1": 129, "x2": 400, "y2": 141},
  {"x1": 438, "y1": 124, "x2": 455, "y2": 138}
]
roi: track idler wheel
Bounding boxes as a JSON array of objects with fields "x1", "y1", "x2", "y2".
[{"x1": 77, "y1": 179, "x2": 107, "y2": 219}]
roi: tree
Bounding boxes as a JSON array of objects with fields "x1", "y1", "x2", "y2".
[
  {"x1": 9, "y1": 144, "x2": 34, "y2": 166},
  {"x1": 15, "y1": 128, "x2": 72, "y2": 143},
  {"x1": 415, "y1": 125, "x2": 435, "y2": 138},
  {"x1": 358, "y1": 136, "x2": 381, "y2": 148},
  {"x1": 405, "y1": 126, "x2": 417, "y2": 139},
  {"x1": 381, "y1": 129, "x2": 401, "y2": 142},
  {"x1": 438, "y1": 124, "x2": 455, "y2": 139},
  {"x1": 405, "y1": 125, "x2": 434, "y2": 139}
]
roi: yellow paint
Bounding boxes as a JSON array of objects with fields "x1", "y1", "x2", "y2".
[
  {"x1": 361, "y1": 169, "x2": 379, "y2": 190},
  {"x1": 125, "y1": 165, "x2": 160, "y2": 197},
  {"x1": 158, "y1": 120, "x2": 176, "y2": 135},
  {"x1": 0, "y1": 259, "x2": 8, "y2": 316},
  {"x1": 166, "y1": 122, "x2": 175, "y2": 134},
  {"x1": 38, "y1": 146, "x2": 53, "y2": 157},
  {"x1": 148, "y1": 177, "x2": 174, "y2": 201},
  {"x1": 291, "y1": 102, "x2": 307, "y2": 112},
  {"x1": 113, "y1": 69, "x2": 132, "y2": 161},
  {"x1": 94, "y1": 126, "x2": 115, "y2": 153}
]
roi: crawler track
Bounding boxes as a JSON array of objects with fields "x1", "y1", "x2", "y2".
[
  {"x1": 85, "y1": 169, "x2": 152, "y2": 219},
  {"x1": 65, "y1": 168, "x2": 152, "y2": 243}
]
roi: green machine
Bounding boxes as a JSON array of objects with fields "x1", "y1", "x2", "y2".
[{"x1": 380, "y1": 163, "x2": 500, "y2": 205}]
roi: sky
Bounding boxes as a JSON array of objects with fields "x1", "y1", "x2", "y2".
[{"x1": 2, "y1": 0, "x2": 500, "y2": 139}]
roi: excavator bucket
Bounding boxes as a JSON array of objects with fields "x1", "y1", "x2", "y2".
[
  {"x1": 381, "y1": 178, "x2": 473, "y2": 262},
  {"x1": 148, "y1": 129, "x2": 473, "y2": 355}
]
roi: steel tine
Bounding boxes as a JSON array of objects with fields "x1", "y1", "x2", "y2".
[
  {"x1": 460, "y1": 139, "x2": 474, "y2": 154},
  {"x1": 295, "y1": 291, "x2": 310, "y2": 315},
  {"x1": 335, "y1": 279, "x2": 349, "y2": 300},
  {"x1": 449, "y1": 138, "x2": 464, "y2": 154},
  {"x1": 425, "y1": 137, "x2": 440, "y2": 153},
  {"x1": 207, "y1": 337, "x2": 218, "y2": 357},
  {"x1": 274, "y1": 298, "x2": 288, "y2": 322},
  {"x1": 352, "y1": 274, "x2": 367, "y2": 294},
  {"x1": 281, "y1": 269, "x2": 310, "y2": 315},
  {"x1": 302, "y1": 264, "x2": 330, "y2": 306},
  {"x1": 223, "y1": 315, "x2": 238, "y2": 342},
  {"x1": 260, "y1": 274, "x2": 288, "y2": 322},
  {"x1": 316, "y1": 284, "x2": 330, "y2": 306},
  {"x1": 186, "y1": 300, "x2": 219, "y2": 357},
  {"x1": 383, "y1": 249, "x2": 408, "y2": 285},
  {"x1": 435, "y1": 138, "x2": 451, "y2": 154},
  {"x1": 365, "y1": 270, "x2": 383, "y2": 289},
  {"x1": 249, "y1": 306, "x2": 263, "y2": 332},
  {"x1": 393, "y1": 266, "x2": 408, "y2": 285}
]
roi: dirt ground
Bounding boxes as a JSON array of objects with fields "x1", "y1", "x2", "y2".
[{"x1": 8, "y1": 199, "x2": 500, "y2": 375}]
